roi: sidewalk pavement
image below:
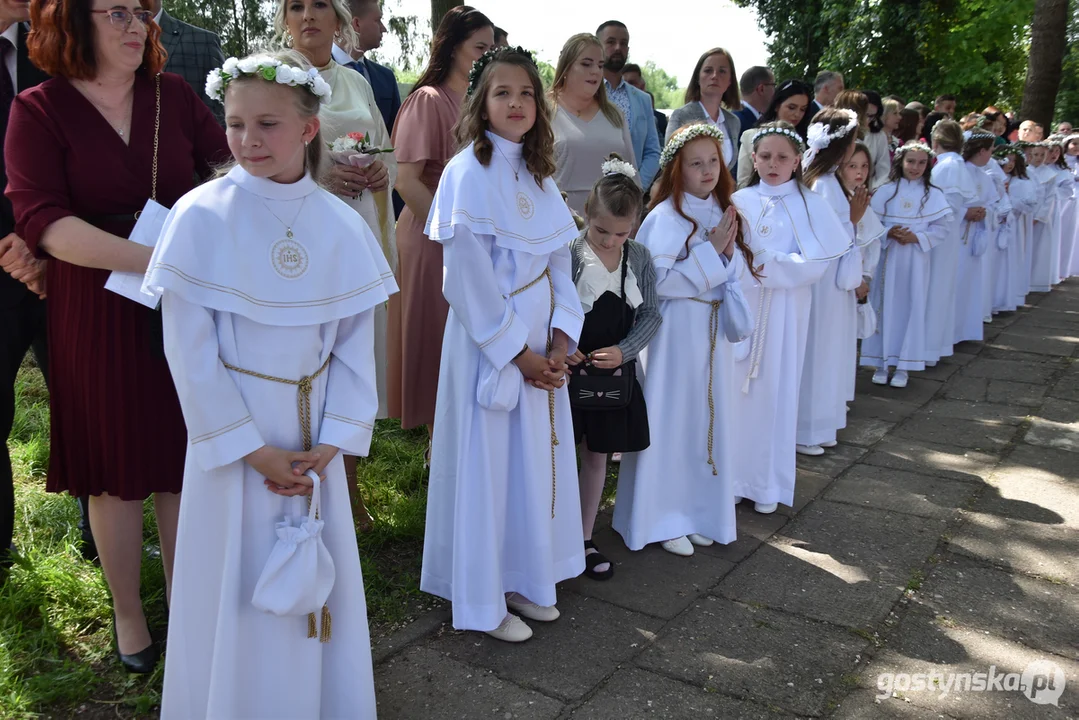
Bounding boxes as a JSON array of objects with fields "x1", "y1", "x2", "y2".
[{"x1": 371, "y1": 281, "x2": 1079, "y2": 719}]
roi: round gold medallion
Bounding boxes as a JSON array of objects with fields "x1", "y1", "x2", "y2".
[
  {"x1": 270, "y1": 237, "x2": 309, "y2": 280},
  {"x1": 758, "y1": 223, "x2": 771, "y2": 236},
  {"x1": 902, "y1": 199, "x2": 914, "y2": 210},
  {"x1": 516, "y1": 191, "x2": 535, "y2": 220}
]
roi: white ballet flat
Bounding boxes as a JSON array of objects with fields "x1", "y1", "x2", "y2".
[
  {"x1": 485, "y1": 613, "x2": 533, "y2": 643},
  {"x1": 820, "y1": 440, "x2": 838, "y2": 448},
  {"x1": 505, "y1": 593, "x2": 560, "y2": 623},
  {"x1": 687, "y1": 533, "x2": 714, "y2": 546},
  {"x1": 754, "y1": 502, "x2": 779, "y2": 514},
  {"x1": 660, "y1": 536, "x2": 694, "y2": 556},
  {"x1": 871, "y1": 369, "x2": 889, "y2": 385},
  {"x1": 889, "y1": 370, "x2": 909, "y2": 389},
  {"x1": 796, "y1": 444, "x2": 825, "y2": 456}
]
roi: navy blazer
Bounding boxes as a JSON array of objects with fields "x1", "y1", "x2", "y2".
[{"x1": 734, "y1": 106, "x2": 760, "y2": 134}]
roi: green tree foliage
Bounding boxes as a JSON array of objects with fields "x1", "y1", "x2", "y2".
[
  {"x1": 1053, "y1": 3, "x2": 1079, "y2": 123},
  {"x1": 167, "y1": 0, "x2": 272, "y2": 57},
  {"x1": 638, "y1": 61, "x2": 683, "y2": 109},
  {"x1": 735, "y1": 0, "x2": 1035, "y2": 112}
]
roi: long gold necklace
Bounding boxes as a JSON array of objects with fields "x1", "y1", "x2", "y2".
[
  {"x1": 493, "y1": 141, "x2": 524, "y2": 182},
  {"x1": 258, "y1": 195, "x2": 309, "y2": 239}
]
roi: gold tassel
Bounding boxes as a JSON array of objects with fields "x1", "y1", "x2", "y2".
[
  {"x1": 319, "y1": 605, "x2": 332, "y2": 643},
  {"x1": 307, "y1": 612, "x2": 317, "y2": 639}
]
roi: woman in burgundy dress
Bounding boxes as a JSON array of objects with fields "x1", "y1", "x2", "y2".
[
  {"x1": 5, "y1": 0, "x2": 228, "y2": 673},
  {"x1": 387, "y1": 6, "x2": 493, "y2": 438}
]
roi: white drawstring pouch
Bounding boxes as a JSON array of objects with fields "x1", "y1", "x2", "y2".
[
  {"x1": 856, "y1": 302, "x2": 878, "y2": 340},
  {"x1": 252, "y1": 470, "x2": 336, "y2": 619}
]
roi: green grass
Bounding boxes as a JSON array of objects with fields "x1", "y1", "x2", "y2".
[{"x1": 0, "y1": 362, "x2": 431, "y2": 717}]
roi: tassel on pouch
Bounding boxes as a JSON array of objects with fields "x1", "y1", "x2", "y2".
[{"x1": 320, "y1": 604, "x2": 332, "y2": 643}]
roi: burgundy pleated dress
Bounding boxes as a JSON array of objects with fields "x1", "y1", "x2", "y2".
[
  {"x1": 386, "y1": 84, "x2": 461, "y2": 429},
  {"x1": 5, "y1": 71, "x2": 229, "y2": 501}
]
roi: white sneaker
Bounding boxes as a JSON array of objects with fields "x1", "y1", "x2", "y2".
[
  {"x1": 687, "y1": 533, "x2": 714, "y2": 546},
  {"x1": 485, "y1": 613, "x2": 533, "y2": 642},
  {"x1": 660, "y1": 536, "x2": 694, "y2": 556},
  {"x1": 754, "y1": 502, "x2": 779, "y2": 514},
  {"x1": 872, "y1": 369, "x2": 889, "y2": 385},
  {"x1": 889, "y1": 370, "x2": 909, "y2": 388},
  {"x1": 505, "y1": 593, "x2": 559, "y2": 622},
  {"x1": 796, "y1": 444, "x2": 825, "y2": 456},
  {"x1": 820, "y1": 440, "x2": 838, "y2": 448}
]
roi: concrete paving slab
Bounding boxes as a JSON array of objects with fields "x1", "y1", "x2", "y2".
[
  {"x1": 795, "y1": 443, "x2": 867, "y2": 478},
  {"x1": 940, "y1": 350, "x2": 978, "y2": 366},
  {"x1": 837, "y1": 418, "x2": 896, "y2": 447},
  {"x1": 635, "y1": 596, "x2": 869, "y2": 716},
  {"x1": 986, "y1": 379, "x2": 1050, "y2": 407},
  {"x1": 941, "y1": 376, "x2": 990, "y2": 403},
  {"x1": 917, "y1": 399, "x2": 1030, "y2": 426},
  {"x1": 560, "y1": 526, "x2": 734, "y2": 620},
  {"x1": 986, "y1": 331, "x2": 1079, "y2": 358},
  {"x1": 823, "y1": 465, "x2": 977, "y2": 520},
  {"x1": 1048, "y1": 366, "x2": 1079, "y2": 403},
  {"x1": 962, "y1": 357, "x2": 1065, "y2": 384},
  {"x1": 859, "y1": 437, "x2": 998, "y2": 482},
  {"x1": 426, "y1": 593, "x2": 663, "y2": 701},
  {"x1": 867, "y1": 607, "x2": 1079, "y2": 719},
  {"x1": 778, "y1": 469, "x2": 835, "y2": 516},
  {"x1": 859, "y1": 375, "x2": 944, "y2": 406},
  {"x1": 891, "y1": 413, "x2": 1018, "y2": 453},
  {"x1": 918, "y1": 362, "x2": 961, "y2": 382},
  {"x1": 829, "y1": 689, "x2": 963, "y2": 719},
  {"x1": 567, "y1": 666, "x2": 795, "y2": 719},
  {"x1": 846, "y1": 395, "x2": 923, "y2": 424},
  {"x1": 717, "y1": 501, "x2": 945, "y2": 628},
  {"x1": 914, "y1": 555, "x2": 1079, "y2": 661},
  {"x1": 374, "y1": 646, "x2": 563, "y2": 720},
  {"x1": 697, "y1": 507, "x2": 791, "y2": 564},
  {"x1": 992, "y1": 443, "x2": 1079, "y2": 491},
  {"x1": 1025, "y1": 397, "x2": 1079, "y2": 453},
  {"x1": 948, "y1": 511, "x2": 1079, "y2": 584}
]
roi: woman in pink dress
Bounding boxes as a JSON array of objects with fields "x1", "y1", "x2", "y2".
[{"x1": 387, "y1": 6, "x2": 493, "y2": 437}]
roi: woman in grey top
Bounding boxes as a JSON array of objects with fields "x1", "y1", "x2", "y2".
[
  {"x1": 666, "y1": 47, "x2": 742, "y2": 174},
  {"x1": 566, "y1": 158, "x2": 661, "y2": 581},
  {"x1": 550, "y1": 33, "x2": 638, "y2": 215}
]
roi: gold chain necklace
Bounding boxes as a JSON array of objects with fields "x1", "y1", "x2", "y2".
[
  {"x1": 493, "y1": 141, "x2": 524, "y2": 182},
  {"x1": 258, "y1": 195, "x2": 309, "y2": 239}
]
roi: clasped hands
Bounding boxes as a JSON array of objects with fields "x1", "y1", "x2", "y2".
[
  {"x1": 887, "y1": 225, "x2": 920, "y2": 245},
  {"x1": 514, "y1": 328, "x2": 572, "y2": 391},
  {"x1": 245, "y1": 443, "x2": 339, "y2": 497},
  {"x1": 0, "y1": 233, "x2": 46, "y2": 298},
  {"x1": 328, "y1": 160, "x2": 389, "y2": 200}
]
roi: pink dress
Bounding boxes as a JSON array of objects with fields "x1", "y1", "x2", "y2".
[{"x1": 386, "y1": 84, "x2": 462, "y2": 428}]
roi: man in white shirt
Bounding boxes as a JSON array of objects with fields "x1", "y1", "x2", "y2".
[{"x1": 809, "y1": 70, "x2": 844, "y2": 118}]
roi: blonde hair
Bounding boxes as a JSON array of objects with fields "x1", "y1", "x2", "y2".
[
  {"x1": 882, "y1": 98, "x2": 902, "y2": 123},
  {"x1": 550, "y1": 33, "x2": 624, "y2": 128},
  {"x1": 274, "y1": 0, "x2": 359, "y2": 53}
]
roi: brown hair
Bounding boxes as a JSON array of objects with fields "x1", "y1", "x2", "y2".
[
  {"x1": 584, "y1": 153, "x2": 643, "y2": 220},
  {"x1": 895, "y1": 108, "x2": 922, "y2": 144},
  {"x1": 550, "y1": 33, "x2": 623, "y2": 128},
  {"x1": 961, "y1": 134, "x2": 995, "y2": 161},
  {"x1": 931, "y1": 119, "x2": 964, "y2": 153},
  {"x1": 683, "y1": 47, "x2": 741, "y2": 110},
  {"x1": 883, "y1": 142, "x2": 934, "y2": 211},
  {"x1": 834, "y1": 90, "x2": 868, "y2": 138},
  {"x1": 29, "y1": 0, "x2": 166, "y2": 79},
  {"x1": 746, "y1": 120, "x2": 804, "y2": 187},
  {"x1": 648, "y1": 125, "x2": 758, "y2": 278},
  {"x1": 803, "y1": 108, "x2": 860, "y2": 193},
  {"x1": 454, "y1": 49, "x2": 556, "y2": 187},
  {"x1": 412, "y1": 6, "x2": 493, "y2": 95},
  {"x1": 1005, "y1": 151, "x2": 1028, "y2": 179}
]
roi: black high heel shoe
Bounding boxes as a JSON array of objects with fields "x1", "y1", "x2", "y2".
[{"x1": 112, "y1": 613, "x2": 160, "y2": 674}]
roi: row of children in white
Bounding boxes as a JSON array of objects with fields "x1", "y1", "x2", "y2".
[
  {"x1": 862, "y1": 128, "x2": 1078, "y2": 388},
  {"x1": 134, "y1": 44, "x2": 1076, "y2": 715}
]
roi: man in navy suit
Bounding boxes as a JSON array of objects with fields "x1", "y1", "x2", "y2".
[
  {"x1": 334, "y1": 0, "x2": 403, "y2": 214},
  {"x1": 0, "y1": 12, "x2": 57, "y2": 572},
  {"x1": 735, "y1": 66, "x2": 774, "y2": 132}
]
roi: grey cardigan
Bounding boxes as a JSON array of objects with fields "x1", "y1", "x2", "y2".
[{"x1": 570, "y1": 233, "x2": 662, "y2": 364}]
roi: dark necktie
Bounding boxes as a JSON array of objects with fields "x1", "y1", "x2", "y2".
[
  {"x1": 350, "y1": 58, "x2": 370, "y2": 83},
  {"x1": 0, "y1": 37, "x2": 14, "y2": 118}
]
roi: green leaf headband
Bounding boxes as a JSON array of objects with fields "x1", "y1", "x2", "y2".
[
  {"x1": 660, "y1": 123, "x2": 725, "y2": 169},
  {"x1": 751, "y1": 126, "x2": 806, "y2": 153},
  {"x1": 467, "y1": 46, "x2": 538, "y2": 96},
  {"x1": 205, "y1": 56, "x2": 332, "y2": 104}
]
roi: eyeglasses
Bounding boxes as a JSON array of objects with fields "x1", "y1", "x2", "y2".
[{"x1": 91, "y1": 8, "x2": 153, "y2": 27}]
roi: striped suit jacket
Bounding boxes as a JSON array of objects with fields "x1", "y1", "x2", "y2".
[{"x1": 158, "y1": 11, "x2": 226, "y2": 126}]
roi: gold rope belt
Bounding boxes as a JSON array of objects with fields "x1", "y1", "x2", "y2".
[
  {"x1": 507, "y1": 267, "x2": 558, "y2": 518},
  {"x1": 686, "y1": 296, "x2": 723, "y2": 476},
  {"x1": 222, "y1": 354, "x2": 334, "y2": 642}
]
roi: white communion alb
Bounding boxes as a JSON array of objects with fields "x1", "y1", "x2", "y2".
[
  {"x1": 927, "y1": 152, "x2": 976, "y2": 360},
  {"x1": 419, "y1": 133, "x2": 586, "y2": 632},
  {"x1": 146, "y1": 166, "x2": 396, "y2": 719}
]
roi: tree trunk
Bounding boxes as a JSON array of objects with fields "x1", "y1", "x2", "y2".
[
  {"x1": 430, "y1": 0, "x2": 461, "y2": 33},
  {"x1": 1019, "y1": 0, "x2": 1070, "y2": 129}
]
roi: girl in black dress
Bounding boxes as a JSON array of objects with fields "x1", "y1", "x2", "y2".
[{"x1": 567, "y1": 156, "x2": 662, "y2": 580}]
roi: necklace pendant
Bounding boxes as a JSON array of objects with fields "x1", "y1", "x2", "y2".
[{"x1": 286, "y1": 229, "x2": 293, "y2": 239}]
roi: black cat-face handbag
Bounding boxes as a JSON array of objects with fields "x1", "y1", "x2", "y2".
[{"x1": 569, "y1": 249, "x2": 636, "y2": 411}]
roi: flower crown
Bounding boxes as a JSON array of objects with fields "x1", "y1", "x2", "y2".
[
  {"x1": 895, "y1": 140, "x2": 934, "y2": 158},
  {"x1": 467, "y1": 46, "x2": 538, "y2": 96},
  {"x1": 601, "y1": 157, "x2": 637, "y2": 179},
  {"x1": 802, "y1": 108, "x2": 858, "y2": 169},
  {"x1": 963, "y1": 129, "x2": 996, "y2": 143},
  {"x1": 992, "y1": 145, "x2": 1017, "y2": 160},
  {"x1": 660, "y1": 123, "x2": 725, "y2": 169},
  {"x1": 206, "y1": 56, "x2": 332, "y2": 104},
  {"x1": 752, "y1": 126, "x2": 806, "y2": 153}
]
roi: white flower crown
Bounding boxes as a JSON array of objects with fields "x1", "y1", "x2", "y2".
[
  {"x1": 895, "y1": 140, "x2": 934, "y2": 158},
  {"x1": 660, "y1": 124, "x2": 725, "y2": 169},
  {"x1": 752, "y1": 126, "x2": 806, "y2": 152},
  {"x1": 206, "y1": 56, "x2": 332, "y2": 104},
  {"x1": 801, "y1": 108, "x2": 859, "y2": 169},
  {"x1": 601, "y1": 157, "x2": 637, "y2": 179}
]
